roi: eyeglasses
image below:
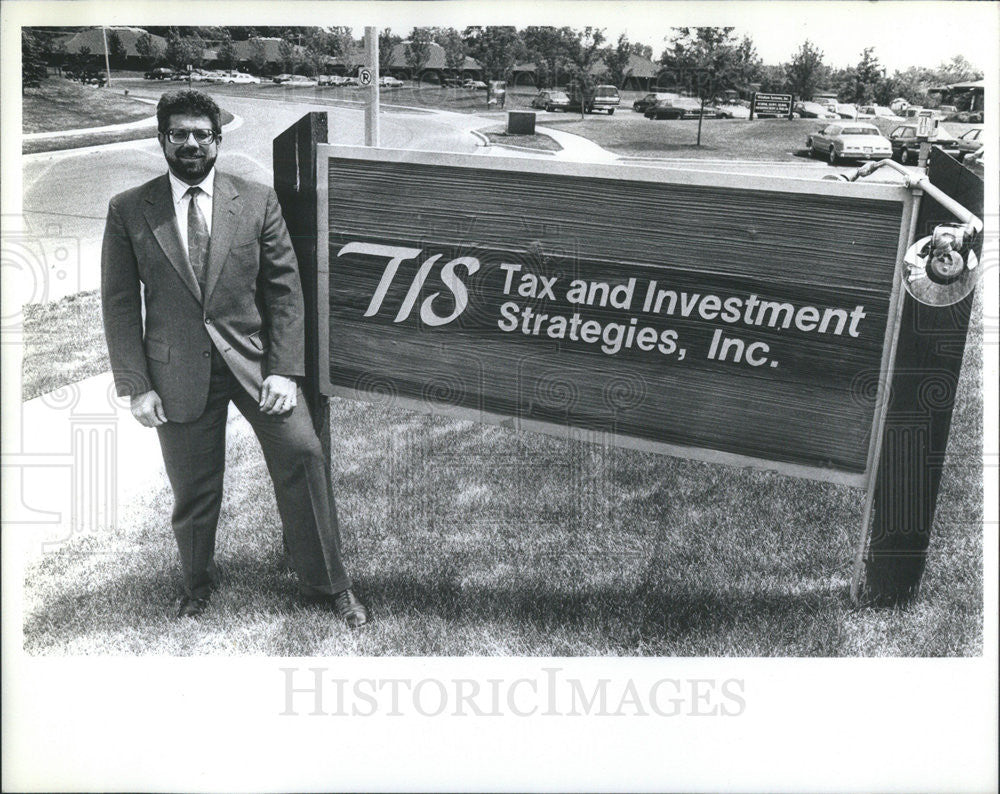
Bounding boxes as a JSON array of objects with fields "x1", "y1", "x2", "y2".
[{"x1": 165, "y1": 128, "x2": 218, "y2": 145}]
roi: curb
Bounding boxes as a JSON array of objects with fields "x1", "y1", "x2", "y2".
[{"x1": 22, "y1": 114, "x2": 245, "y2": 163}]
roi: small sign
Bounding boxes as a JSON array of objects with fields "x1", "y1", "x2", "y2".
[
  {"x1": 751, "y1": 92, "x2": 793, "y2": 119},
  {"x1": 916, "y1": 113, "x2": 937, "y2": 138},
  {"x1": 358, "y1": 68, "x2": 374, "y2": 87}
]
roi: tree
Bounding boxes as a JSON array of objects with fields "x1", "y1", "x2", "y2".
[
  {"x1": 660, "y1": 28, "x2": 746, "y2": 141},
  {"x1": 935, "y1": 54, "x2": 982, "y2": 84},
  {"x1": 839, "y1": 46, "x2": 884, "y2": 103},
  {"x1": 218, "y1": 30, "x2": 239, "y2": 71},
  {"x1": 73, "y1": 44, "x2": 94, "y2": 75},
  {"x1": 187, "y1": 35, "x2": 206, "y2": 69},
  {"x1": 603, "y1": 33, "x2": 632, "y2": 88},
  {"x1": 463, "y1": 26, "x2": 526, "y2": 105},
  {"x1": 165, "y1": 30, "x2": 190, "y2": 70},
  {"x1": 248, "y1": 37, "x2": 268, "y2": 75},
  {"x1": 22, "y1": 29, "x2": 48, "y2": 91},
  {"x1": 630, "y1": 41, "x2": 653, "y2": 61},
  {"x1": 328, "y1": 27, "x2": 357, "y2": 75},
  {"x1": 378, "y1": 28, "x2": 402, "y2": 74},
  {"x1": 785, "y1": 39, "x2": 827, "y2": 100},
  {"x1": 106, "y1": 30, "x2": 127, "y2": 68},
  {"x1": 566, "y1": 27, "x2": 606, "y2": 119},
  {"x1": 136, "y1": 32, "x2": 163, "y2": 69},
  {"x1": 302, "y1": 28, "x2": 330, "y2": 76},
  {"x1": 278, "y1": 37, "x2": 297, "y2": 73},
  {"x1": 521, "y1": 26, "x2": 575, "y2": 89},
  {"x1": 433, "y1": 27, "x2": 467, "y2": 78},
  {"x1": 405, "y1": 27, "x2": 433, "y2": 81}
]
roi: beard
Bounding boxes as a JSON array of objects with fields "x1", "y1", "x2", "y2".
[{"x1": 166, "y1": 146, "x2": 217, "y2": 182}]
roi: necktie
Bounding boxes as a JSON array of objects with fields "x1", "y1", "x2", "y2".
[{"x1": 186, "y1": 186, "x2": 209, "y2": 294}]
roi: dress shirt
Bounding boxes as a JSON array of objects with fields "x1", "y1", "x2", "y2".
[{"x1": 168, "y1": 167, "x2": 215, "y2": 252}]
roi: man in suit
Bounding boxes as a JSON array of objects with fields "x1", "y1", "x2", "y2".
[{"x1": 101, "y1": 90, "x2": 367, "y2": 626}]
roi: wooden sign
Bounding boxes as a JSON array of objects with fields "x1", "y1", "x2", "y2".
[{"x1": 315, "y1": 146, "x2": 916, "y2": 488}]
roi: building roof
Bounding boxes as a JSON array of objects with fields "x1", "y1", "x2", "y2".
[
  {"x1": 387, "y1": 41, "x2": 481, "y2": 72},
  {"x1": 232, "y1": 37, "x2": 306, "y2": 63},
  {"x1": 59, "y1": 26, "x2": 167, "y2": 57}
]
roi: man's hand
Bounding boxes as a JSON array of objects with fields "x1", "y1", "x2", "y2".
[
  {"x1": 260, "y1": 375, "x2": 297, "y2": 415},
  {"x1": 131, "y1": 390, "x2": 167, "y2": 427}
]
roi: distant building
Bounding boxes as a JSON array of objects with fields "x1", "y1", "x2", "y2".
[
  {"x1": 927, "y1": 79, "x2": 984, "y2": 113},
  {"x1": 384, "y1": 41, "x2": 483, "y2": 82},
  {"x1": 55, "y1": 26, "x2": 167, "y2": 67}
]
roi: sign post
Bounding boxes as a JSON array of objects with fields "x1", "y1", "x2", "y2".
[{"x1": 362, "y1": 27, "x2": 379, "y2": 147}]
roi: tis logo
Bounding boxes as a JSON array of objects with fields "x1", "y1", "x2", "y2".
[{"x1": 338, "y1": 242, "x2": 479, "y2": 326}]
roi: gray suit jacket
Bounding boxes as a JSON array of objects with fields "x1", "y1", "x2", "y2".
[{"x1": 101, "y1": 171, "x2": 305, "y2": 422}]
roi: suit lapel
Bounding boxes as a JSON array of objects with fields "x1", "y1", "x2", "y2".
[
  {"x1": 142, "y1": 175, "x2": 202, "y2": 303},
  {"x1": 203, "y1": 172, "x2": 242, "y2": 306}
]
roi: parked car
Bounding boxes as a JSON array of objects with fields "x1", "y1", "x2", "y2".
[
  {"x1": 379, "y1": 76, "x2": 404, "y2": 88},
  {"x1": 935, "y1": 105, "x2": 959, "y2": 119},
  {"x1": 272, "y1": 73, "x2": 294, "y2": 84},
  {"x1": 887, "y1": 123, "x2": 961, "y2": 164},
  {"x1": 806, "y1": 122, "x2": 893, "y2": 164},
  {"x1": 442, "y1": 77, "x2": 464, "y2": 87},
  {"x1": 794, "y1": 101, "x2": 839, "y2": 119},
  {"x1": 590, "y1": 84, "x2": 621, "y2": 114},
  {"x1": 671, "y1": 97, "x2": 717, "y2": 119},
  {"x1": 529, "y1": 90, "x2": 569, "y2": 112},
  {"x1": 144, "y1": 67, "x2": 174, "y2": 80},
  {"x1": 889, "y1": 97, "x2": 911, "y2": 114},
  {"x1": 713, "y1": 102, "x2": 750, "y2": 119},
  {"x1": 342, "y1": 76, "x2": 360, "y2": 86},
  {"x1": 834, "y1": 103, "x2": 859, "y2": 119},
  {"x1": 317, "y1": 74, "x2": 335, "y2": 86},
  {"x1": 462, "y1": 79, "x2": 487, "y2": 90},
  {"x1": 644, "y1": 99, "x2": 685, "y2": 120},
  {"x1": 955, "y1": 128, "x2": 984, "y2": 161},
  {"x1": 223, "y1": 71, "x2": 260, "y2": 84},
  {"x1": 857, "y1": 104, "x2": 895, "y2": 119},
  {"x1": 633, "y1": 92, "x2": 679, "y2": 113},
  {"x1": 284, "y1": 75, "x2": 317, "y2": 87}
]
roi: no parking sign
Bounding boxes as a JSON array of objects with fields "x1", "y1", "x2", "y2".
[{"x1": 358, "y1": 68, "x2": 374, "y2": 87}]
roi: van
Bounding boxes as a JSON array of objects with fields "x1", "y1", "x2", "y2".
[{"x1": 591, "y1": 84, "x2": 621, "y2": 115}]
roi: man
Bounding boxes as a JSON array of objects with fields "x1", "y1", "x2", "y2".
[{"x1": 101, "y1": 90, "x2": 367, "y2": 626}]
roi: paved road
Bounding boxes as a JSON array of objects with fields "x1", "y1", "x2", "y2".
[
  {"x1": 20, "y1": 87, "x2": 494, "y2": 302},
  {"x1": 19, "y1": 84, "x2": 910, "y2": 303}
]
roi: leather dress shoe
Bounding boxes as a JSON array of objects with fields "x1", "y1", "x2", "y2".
[
  {"x1": 332, "y1": 588, "x2": 368, "y2": 628},
  {"x1": 176, "y1": 595, "x2": 210, "y2": 618}
]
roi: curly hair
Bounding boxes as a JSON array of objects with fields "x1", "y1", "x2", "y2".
[{"x1": 156, "y1": 90, "x2": 223, "y2": 134}]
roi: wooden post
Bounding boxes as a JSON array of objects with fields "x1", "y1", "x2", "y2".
[
  {"x1": 861, "y1": 149, "x2": 984, "y2": 605},
  {"x1": 272, "y1": 113, "x2": 331, "y2": 472}
]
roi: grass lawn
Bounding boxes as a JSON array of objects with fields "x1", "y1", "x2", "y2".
[
  {"x1": 20, "y1": 291, "x2": 983, "y2": 655},
  {"x1": 22, "y1": 77, "x2": 154, "y2": 134},
  {"x1": 21, "y1": 290, "x2": 108, "y2": 401},
  {"x1": 18, "y1": 103, "x2": 984, "y2": 655},
  {"x1": 480, "y1": 125, "x2": 563, "y2": 153}
]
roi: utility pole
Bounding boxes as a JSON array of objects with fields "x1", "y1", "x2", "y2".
[
  {"x1": 364, "y1": 27, "x2": 380, "y2": 147},
  {"x1": 101, "y1": 26, "x2": 112, "y2": 87}
]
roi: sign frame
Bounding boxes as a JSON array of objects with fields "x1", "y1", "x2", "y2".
[{"x1": 314, "y1": 143, "x2": 917, "y2": 490}]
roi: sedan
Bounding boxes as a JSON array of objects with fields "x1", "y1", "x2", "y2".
[
  {"x1": 633, "y1": 92, "x2": 679, "y2": 113},
  {"x1": 272, "y1": 73, "x2": 294, "y2": 83},
  {"x1": 887, "y1": 124, "x2": 961, "y2": 164},
  {"x1": 670, "y1": 97, "x2": 717, "y2": 119},
  {"x1": 144, "y1": 67, "x2": 174, "y2": 80},
  {"x1": 794, "y1": 101, "x2": 839, "y2": 119},
  {"x1": 379, "y1": 76, "x2": 404, "y2": 87},
  {"x1": 644, "y1": 99, "x2": 685, "y2": 120},
  {"x1": 224, "y1": 72, "x2": 260, "y2": 84},
  {"x1": 714, "y1": 103, "x2": 750, "y2": 119},
  {"x1": 530, "y1": 90, "x2": 571, "y2": 111},
  {"x1": 955, "y1": 128, "x2": 984, "y2": 162},
  {"x1": 462, "y1": 80, "x2": 488, "y2": 90},
  {"x1": 284, "y1": 76, "x2": 318, "y2": 88},
  {"x1": 807, "y1": 122, "x2": 893, "y2": 164}
]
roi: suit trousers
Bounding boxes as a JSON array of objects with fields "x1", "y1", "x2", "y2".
[{"x1": 156, "y1": 346, "x2": 351, "y2": 599}]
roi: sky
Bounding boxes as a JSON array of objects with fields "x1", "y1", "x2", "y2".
[{"x1": 335, "y1": 0, "x2": 998, "y2": 72}]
